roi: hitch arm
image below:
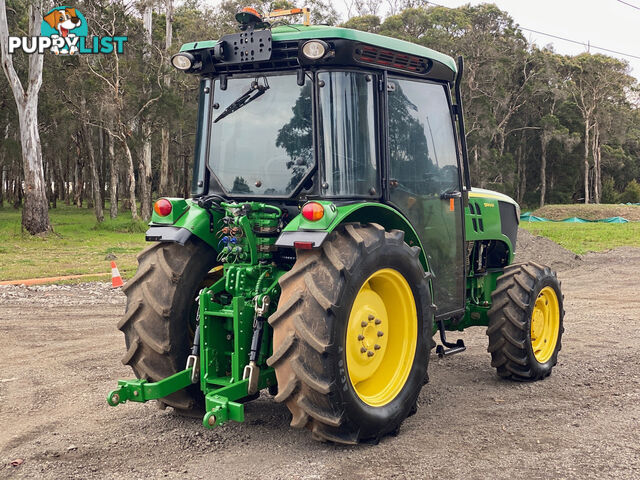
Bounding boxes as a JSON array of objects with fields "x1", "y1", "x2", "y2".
[{"x1": 107, "y1": 368, "x2": 194, "y2": 406}]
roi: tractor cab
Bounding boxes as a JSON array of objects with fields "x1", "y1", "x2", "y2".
[{"x1": 171, "y1": 7, "x2": 466, "y2": 318}]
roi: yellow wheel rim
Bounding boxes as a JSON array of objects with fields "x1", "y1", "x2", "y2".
[
  {"x1": 530, "y1": 286, "x2": 560, "y2": 363},
  {"x1": 346, "y1": 268, "x2": 418, "y2": 407}
]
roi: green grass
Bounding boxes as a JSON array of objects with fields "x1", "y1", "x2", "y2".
[
  {"x1": 1, "y1": 203, "x2": 639, "y2": 283},
  {"x1": 0, "y1": 204, "x2": 148, "y2": 281},
  {"x1": 521, "y1": 222, "x2": 640, "y2": 254}
]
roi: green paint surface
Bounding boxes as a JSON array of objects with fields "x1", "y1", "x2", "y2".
[{"x1": 180, "y1": 24, "x2": 456, "y2": 73}]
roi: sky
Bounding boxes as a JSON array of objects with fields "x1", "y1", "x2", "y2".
[{"x1": 424, "y1": 0, "x2": 640, "y2": 80}]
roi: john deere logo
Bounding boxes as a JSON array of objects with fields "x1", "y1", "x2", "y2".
[{"x1": 8, "y1": 6, "x2": 127, "y2": 55}]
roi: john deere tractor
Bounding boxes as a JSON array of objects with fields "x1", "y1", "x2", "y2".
[{"x1": 107, "y1": 7, "x2": 564, "y2": 444}]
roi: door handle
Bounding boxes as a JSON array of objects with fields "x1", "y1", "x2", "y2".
[{"x1": 440, "y1": 191, "x2": 462, "y2": 200}]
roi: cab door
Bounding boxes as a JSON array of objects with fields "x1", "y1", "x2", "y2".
[{"x1": 386, "y1": 77, "x2": 465, "y2": 317}]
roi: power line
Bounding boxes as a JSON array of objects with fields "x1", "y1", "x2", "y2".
[
  {"x1": 518, "y1": 27, "x2": 640, "y2": 61},
  {"x1": 425, "y1": 1, "x2": 640, "y2": 61},
  {"x1": 616, "y1": 0, "x2": 640, "y2": 11}
]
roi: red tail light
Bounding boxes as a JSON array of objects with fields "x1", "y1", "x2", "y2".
[
  {"x1": 154, "y1": 198, "x2": 172, "y2": 217},
  {"x1": 301, "y1": 202, "x2": 324, "y2": 221}
]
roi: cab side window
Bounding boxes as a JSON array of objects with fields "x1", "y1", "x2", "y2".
[{"x1": 388, "y1": 79, "x2": 458, "y2": 195}]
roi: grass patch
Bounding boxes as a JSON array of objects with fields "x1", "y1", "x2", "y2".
[
  {"x1": 0, "y1": 204, "x2": 147, "y2": 281},
  {"x1": 521, "y1": 222, "x2": 640, "y2": 254},
  {"x1": 2, "y1": 202, "x2": 638, "y2": 283}
]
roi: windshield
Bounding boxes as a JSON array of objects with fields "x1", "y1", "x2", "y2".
[{"x1": 209, "y1": 73, "x2": 313, "y2": 196}]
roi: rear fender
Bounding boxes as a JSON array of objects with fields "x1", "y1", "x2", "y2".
[
  {"x1": 276, "y1": 202, "x2": 429, "y2": 272},
  {"x1": 146, "y1": 198, "x2": 221, "y2": 251}
]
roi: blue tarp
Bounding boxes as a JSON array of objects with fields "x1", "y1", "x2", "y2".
[{"x1": 519, "y1": 212, "x2": 629, "y2": 223}]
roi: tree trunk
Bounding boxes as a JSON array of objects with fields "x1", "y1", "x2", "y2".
[
  {"x1": 515, "y1": 141, "x2": 526, "y2": 205},
  {"x1": 74, "y1": 144, "x2": 83, "y2": 208},
  {"x1": 140, "y1": 121, "x2": 153, "y2": 220},
  {"x1": 583, "y1": 118, "x2": 590, "y2": 204},
  {"x1": 64, "y1": 149, "x2": 71, "y2": 205},
  {"x1": 592, "y1": 122, "x2": 601, "y2": 204},
  {"x1": 1, "y1": 119, "x2": 7, "y2": 207},
  {"x1": 108, "y1": 125, "x2": 118, "y2": 219},
  {"x1": 121, "y1": 138, "x2": 138, "y2": 220},
  {"x1": 540, "y1": 136, "x2": 547, "y2": 208},
  {"x1": 139, "y1": 3, "x2": 153, "y2": 221},
  {"x1": 80, "y1": 96, "x2": 103, "y2": 221},
  {"x1": 0, "y1": 166, "x2": 4, "y2": 207},
  {"x1": 18, "y1": 98, "x2": 50, "y2": 232},
  {"x1": 159, "y1": 0, "x2": 173, "y2": 196},
  {"x1": 80, "y1": 119, "x2": 104, "y2": 221},
  {"x1": 98, "y1": 117, "x2": 106, "y2": 210},
  {"x1": 0, "y1": 0, "x2": 50, "y2": 234},
  {"x1": 55, "y1": 154, "x2": 64, "y2": 209}
]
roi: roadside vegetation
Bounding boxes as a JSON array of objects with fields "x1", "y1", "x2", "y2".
[
  {"x1": 0, "y1": 205, "x2": 147, "y2": 281},
  {"x1": 2, "y1": 2, "x2": 639, "y2": 236},
  {"x1": 1, "y1": 204, "x2": 639, "y2": 282},
  {"x1": 520, "y1": 222, "x2": 640, "y2": 254}
]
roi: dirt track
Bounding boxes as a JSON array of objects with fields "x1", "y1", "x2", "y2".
[{"x1": 1, "y1": 236, "x2": 640, "y2": 479}]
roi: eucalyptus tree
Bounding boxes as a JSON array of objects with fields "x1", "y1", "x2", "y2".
[{"x1": 0, "y1": 0, "x2": 49, "y2": 233}]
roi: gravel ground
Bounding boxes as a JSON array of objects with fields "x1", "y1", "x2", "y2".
[{"x1": 1, "y1": 232, "x2": 639, "y2": 479}]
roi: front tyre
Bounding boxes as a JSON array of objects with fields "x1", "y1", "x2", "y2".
[
  {"x1": 487, "y1": 262, "x2": 564, "y2": 381},
  {"x1": 268, "y1": 223, "x2": 433, "y2": 444}
]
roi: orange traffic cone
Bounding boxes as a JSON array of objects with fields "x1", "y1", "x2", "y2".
[{"x1": 111, "y1": 261, "x2": 124, "y2": 288}]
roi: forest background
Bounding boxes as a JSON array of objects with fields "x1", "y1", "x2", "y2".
[{"x1": 1, "y1": 0, "x2": 639, "y2": 235}]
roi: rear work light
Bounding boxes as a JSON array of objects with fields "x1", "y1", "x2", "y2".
[
  {"x1": 154, "y1": 198, "x2": 172, "y2": 217},
  {"x1": 301, "y1": 202, "x2": 324, "y2": 221}
]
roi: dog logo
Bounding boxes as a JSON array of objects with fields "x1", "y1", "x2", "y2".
[
  {"x1": 41, "y1": 6, "x2": 88, "y2": 55},
  {"x1": 8, "y1": 6, "x2": 126, "y2": 55}
]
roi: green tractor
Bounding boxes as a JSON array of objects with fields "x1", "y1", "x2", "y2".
[{"x1": 107, "y1": 7, "x2": 564, "y2": 444}]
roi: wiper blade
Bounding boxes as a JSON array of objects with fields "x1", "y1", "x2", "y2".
[{"x1": 214, "y1": 76, "x2": 270, "y2": 123}]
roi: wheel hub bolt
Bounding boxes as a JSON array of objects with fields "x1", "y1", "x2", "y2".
[
  {"x1": 368, "y1": 314, "x2": 375, "y2": 320},
  {"x1": 360, "y1": 347, "x2": 367, "y2": 353},
  {"x1": 374, "y1": 344, "x2": 381, "y2": 350},
  {"x1": 375, "y1": 318, "x2": 381, "y2": 325},
  {"x1": 358, "y1": 334, "x2": 364, "y2": 341},
  {"x1": 361, "y1": 321, "x2": 368, "y2": 327},
  {"x1": 377, "y1": 331, "x2": 384, "y2": 337},
  {"x1": 367, "y1": 351, "x2": 374, "y2": 357}
]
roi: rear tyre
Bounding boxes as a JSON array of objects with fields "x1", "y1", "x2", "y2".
[
  {"x1": 268, "y1": 223, "x2": 433, "y2": 444},
  {"x1": 118, "y1": 238, "x2": 218, "y2": 412},
  {"x1": 487, "y1": 262, "x2": 564, "y2": 381}
]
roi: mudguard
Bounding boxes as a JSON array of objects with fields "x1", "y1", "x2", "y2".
[
  {"x1": 146, "y1": 198, "x2": 222, "y2": 250},
  {"x1": 276, "y1": 201, "x2": 429, "y2": 271}
]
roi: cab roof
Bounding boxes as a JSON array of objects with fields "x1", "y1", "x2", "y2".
[{"x1": 179, "y1": 24, "x2": 457, "y2": 75}]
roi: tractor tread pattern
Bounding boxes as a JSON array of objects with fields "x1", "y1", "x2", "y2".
[
  {"x1": 119, "y1": 239, "x2": 217, "y2": 411},
  {"x1": 486, "y1": 261, "x2": 565, "y2": 381},
  {"x1": 268, "y1": 223, "x2": 420, "y2": 444}
]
